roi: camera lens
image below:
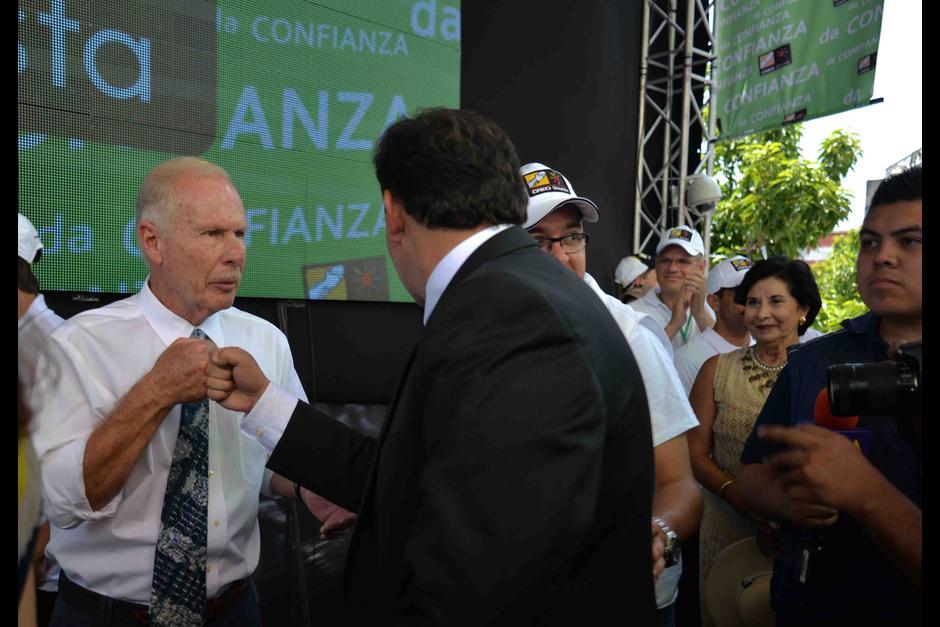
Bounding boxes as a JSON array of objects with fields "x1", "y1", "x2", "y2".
[{"x1": 827, "y1": 362, "x2": 906, "y2": 417}]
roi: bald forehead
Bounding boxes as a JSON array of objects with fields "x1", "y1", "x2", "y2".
[{"x1": 172, "y1": 173, "x2": 240, "y2": 201}]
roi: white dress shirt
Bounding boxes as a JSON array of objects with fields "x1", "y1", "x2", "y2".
[
  {"x1": 423, "y1": 224, "x2": 512, "y2": 324},
  {"x1": 34, "y1": 280, "x2": 307, "y2": 604},
  {"x1": 627, "y1": 287, "x2": 715, "y2": 353},
  {"x1": 583, "y1": 273, "x2": 698, "y2": 609}
]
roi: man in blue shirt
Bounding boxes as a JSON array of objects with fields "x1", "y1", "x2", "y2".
[{"x1": 737, "y1": 165, "x2": 922, "y2": 625}]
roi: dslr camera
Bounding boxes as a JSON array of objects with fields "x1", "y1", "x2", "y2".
[{"x1": 827, "y1": 341, "x2": 922, "y2": 417}]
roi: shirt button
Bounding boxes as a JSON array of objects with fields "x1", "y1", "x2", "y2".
[
  {"x1": 208, "y1": 470, "x2": 216, "y2": 478},
  {"x1": 213, "y1": 520, "x2": 220, "y2": 528},
  {"x1": 255, "y1": 428, "x2": 264, "y2": 438}
]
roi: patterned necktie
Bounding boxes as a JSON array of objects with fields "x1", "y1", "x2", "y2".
[{"x1": 150, "y1": 328, "x2": 210, "y2": 626}]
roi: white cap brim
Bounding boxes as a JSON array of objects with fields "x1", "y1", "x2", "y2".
[
  {"x1": 655, "y1": 239, "x2": 701, "y2": 256},
  {"x1": 524, "y1": 197, "x2": 599, "y2": 230}
]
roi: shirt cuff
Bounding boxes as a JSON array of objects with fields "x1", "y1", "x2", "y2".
[
  {"x1": 41, "y1": 439, "x2": 122, "y2": 529},
  {"x1": 240, "y1": 382, "x2": 298, "y2": 453}
]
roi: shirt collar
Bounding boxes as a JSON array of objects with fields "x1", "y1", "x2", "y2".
[
  {"x1": 423, "y1": 224, "x2": 512, "y2": 325},
  {"x1": 137, "y1": 278, "x2": 225, "y2": 347},
  {"x1": 842, "y1": 311, "x2": 887, "y2": 347},
  {"x1": 18, "y1": 293, "x2": 50, "y2": 332},
  {"x1": 646, "y1": 286, "x2": 669, "y2": 309}
]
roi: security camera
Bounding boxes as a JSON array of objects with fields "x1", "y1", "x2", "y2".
[{"x1": 686, "y1": 174, "x2": 722, "y2": 209}]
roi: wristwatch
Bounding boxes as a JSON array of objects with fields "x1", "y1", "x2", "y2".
[{"x1": 652, "y1": 516, "x2": 681, "y2": 568}]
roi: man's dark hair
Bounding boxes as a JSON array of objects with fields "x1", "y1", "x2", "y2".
[
  {"x1": 18, "y1": 256, "x2": 40, "y2": 295},
  {"x1": 734, "y1": 255, "x2": 822, "y2": 335},
  {"x1": 870, "y1": 164, "x2": 922, "y2": 210},
  {"x1": 373, "y1": 108, "x2": 527, "y2": 229}
]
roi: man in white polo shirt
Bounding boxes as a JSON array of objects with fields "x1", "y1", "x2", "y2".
[
  {"x1": 673, "y1": 256, "x2": 754, "y2": 395},
  {"x1": 629, "y1": 226, "x2": 714, "y2": 351},
  {"x1": 520, "y1": 162, "x2": 701, "y2": 627}
]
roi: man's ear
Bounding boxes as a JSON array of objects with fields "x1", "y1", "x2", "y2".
[
  {"x1": 383, "y1": 190, "x2": 406, "y2": 242},
  {"x1": 706, "y1": 292, "x2": 719, "y2": 311},
  {"x1": 138, "y1": 220, "x2": 163, "y2": 266}
]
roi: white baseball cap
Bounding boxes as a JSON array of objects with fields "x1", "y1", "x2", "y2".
[
  {"x1": 706, "y1": 255, "x2": 754, "y2": 294},
  {"x1": 655, "y1": 225, "x2": 705, "y2": 257},
  {"x1": 519, "y1": 162, "x2": 599, "y2": 229},
  {"x1": 614, "y1": 256, "x2": 650, "y2": 287},
  {"x1": 18, "y1": 213, "x2": 43, "y2": 264}
]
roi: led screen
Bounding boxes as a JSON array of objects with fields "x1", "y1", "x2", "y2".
[{"x1": 18, "y1": 0, "x2": 461, "y2": 302}]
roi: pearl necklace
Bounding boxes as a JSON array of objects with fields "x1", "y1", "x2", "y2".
[{"x1": 748, "y1": 345, "x2": 785, "y2": 373}]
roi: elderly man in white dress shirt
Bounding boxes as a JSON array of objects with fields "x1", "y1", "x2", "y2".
[{"x1": 34, "y1": 157, "x2": 351, "y2": 626}]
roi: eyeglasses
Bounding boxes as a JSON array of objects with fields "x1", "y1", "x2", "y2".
[{"x1": 533, "y1": 232, "x2": 590, "y2": 254}]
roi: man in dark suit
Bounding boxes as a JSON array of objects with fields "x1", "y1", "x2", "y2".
[{"x1": 207, "y1": 108, "x2": 657, "y2": 623}]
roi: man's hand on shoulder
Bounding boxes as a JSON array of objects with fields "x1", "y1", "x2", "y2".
[{"x1": 206, "y1": 347, "x2": 270, "y2": 413}]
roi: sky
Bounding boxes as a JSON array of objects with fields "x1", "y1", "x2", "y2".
[{"x1": 797, "y1": 0, "x2": 922, "y2": 231}]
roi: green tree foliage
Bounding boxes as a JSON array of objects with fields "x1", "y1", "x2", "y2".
[
  {"x1": 711, "y1": 125, "x2": 863, "y2": 260},
  {"x1": 811, "y1": 229, "x2": 869, "y2": 333}
]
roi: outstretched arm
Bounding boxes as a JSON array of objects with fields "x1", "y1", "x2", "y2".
[{"x1": 208, "y1": 346, "x2": 373, "y2": 514}]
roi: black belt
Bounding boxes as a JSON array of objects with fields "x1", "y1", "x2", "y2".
[{"x1": 58, "y1": 571, "x2": 248, "y2": 624}]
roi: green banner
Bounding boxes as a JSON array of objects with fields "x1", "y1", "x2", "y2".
[
  {"x1": 714, "y1": 0, "x2": 883, "y2": 140},
  {"x1": 18, "y1": 0, "x2": 461, "y2": 302}
]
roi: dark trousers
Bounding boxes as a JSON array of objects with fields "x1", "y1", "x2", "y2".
[{"x1": 50, "y1": 572, "x2": 262, "y2": 626}]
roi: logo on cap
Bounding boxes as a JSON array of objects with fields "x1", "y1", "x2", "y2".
[
  {"x1": 524, "y1": 169, "x2": 570, "y2": 197},
  {"x1": 669, "y1": 228, "x2": 693, "y2": 242},
  {"x1": 730, "y1": 257, "x2": 753, "y2": 271}
]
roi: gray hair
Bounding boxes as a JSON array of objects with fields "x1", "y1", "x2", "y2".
[{"x1": 135, "y1": 157, "x2": 232, "y2": 234}]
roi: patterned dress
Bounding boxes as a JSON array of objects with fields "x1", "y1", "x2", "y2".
[{"x1": 698, "y1": 347, "x2": 782, "y2": 618}]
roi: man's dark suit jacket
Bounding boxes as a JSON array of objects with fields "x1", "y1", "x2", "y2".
[{"x1": 267, "y1": 226, "x2": 656, "y2": 624}]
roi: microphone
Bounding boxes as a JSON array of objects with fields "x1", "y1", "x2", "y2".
[{"x1": 813, "y1": 388, "x2": 858, "y2": 430}]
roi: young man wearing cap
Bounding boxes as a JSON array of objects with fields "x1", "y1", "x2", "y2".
[
  {"x1": 615, "y1": 255, "x2": 658, "y2": 304},
  {"x1": 521, "y1": 162, "x2": 702, "y2": 627},
  {"x1": 673, "y1": 256, "x2": 754, "y2": 395},
  {"x1": 18, "y1": 213, "x2": 66, "y2": 627},
  {"x1": 630, "y1": 226, "x2": 715, "y2": 352}
]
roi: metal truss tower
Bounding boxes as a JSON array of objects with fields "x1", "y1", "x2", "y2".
[
  {"x1": 886, "y1": 148, "x2": 922, "y2": 176},
  {"x1": 634, "y1": 0, "x2": 718, "y2": 258}
]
